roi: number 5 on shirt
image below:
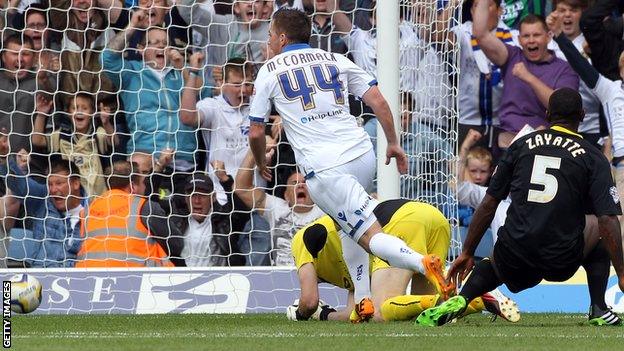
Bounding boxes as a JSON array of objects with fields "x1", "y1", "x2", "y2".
[
  {"x1": 277, "y1": 64, "x2": 345, "y2": 111},
  {"x1": 527, "y1": 155, "x2": 561, "y2": 203}
]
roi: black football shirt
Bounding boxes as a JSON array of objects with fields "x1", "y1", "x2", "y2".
[{"x1": 487, "y1": 126, "x2": 622, "y2": 267}]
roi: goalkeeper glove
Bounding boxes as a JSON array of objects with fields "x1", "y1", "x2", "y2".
[
  {"x1": 311, "y1": 300, "x2": 337, "y2": 321},
  {"x1": 286, "y1": 299, "x2": 337, "y2": 321},
  {"x1": 286, "y1": 301, "x2": 305, "y2": 321},
  {"x1": 286, "y1": 299, "x2": 312, "y2": 321}
]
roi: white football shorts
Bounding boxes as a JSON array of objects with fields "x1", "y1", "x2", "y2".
[{"x1": 304, "y1": 148, "x2": 379, "y2": 242}]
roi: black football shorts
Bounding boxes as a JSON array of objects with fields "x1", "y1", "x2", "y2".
[{"x1": 492, "y1": 238, "x2": 582, "y2": 293}]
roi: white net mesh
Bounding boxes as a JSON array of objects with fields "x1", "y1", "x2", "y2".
[
  {"x1": 399, "y1": 0, "x2": 461, "y2": 259},
  {"x1": 0, "y1": 0, "x2": 461, "y2": 313}
]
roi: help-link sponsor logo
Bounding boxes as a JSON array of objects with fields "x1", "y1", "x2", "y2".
[
  {"x1": 300, "y1": 109, "x2": 344, "y2": 124},
  {"x1": 136, "y1": 273, "x2": 251, "y2": 314},
  {"x1": 354, "y1": 195, "x2": 373, "y2": 216}
]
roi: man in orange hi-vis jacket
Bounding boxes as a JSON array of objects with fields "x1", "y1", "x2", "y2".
[{"x1": 76, "y1": 160, "x2": 185, "y2": 268}]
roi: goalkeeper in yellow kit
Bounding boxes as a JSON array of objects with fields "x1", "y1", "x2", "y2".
[{"x1": 287, "y1": 199, "x2": 520, "y2": 322}]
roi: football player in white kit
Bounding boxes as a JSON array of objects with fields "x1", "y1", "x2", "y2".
[{"x1": 247, "y1": 8, "x2": 454, "y2": 322}]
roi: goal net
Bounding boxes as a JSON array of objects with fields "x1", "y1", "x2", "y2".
[
  {"x1": 0, "y1": 0, "x2": 461, "y2": 314},
  {"x1": 397, "y1": 0, "x2": 460, "y2": 256}
]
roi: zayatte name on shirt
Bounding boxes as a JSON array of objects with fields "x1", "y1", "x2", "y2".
[{"x1": 525, "y1": 132, "x2": 586, "y2": 157}]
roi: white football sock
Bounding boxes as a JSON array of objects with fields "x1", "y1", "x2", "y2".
[
  {"x1": 368, "y1": 233, "x2": 425, "y2": 274},
  {"x1": 340, "y1": 231, "x2": 371, "y2": 302}
]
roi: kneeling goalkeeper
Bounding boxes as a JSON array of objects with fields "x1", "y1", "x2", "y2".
[{"x1": 289, "y1": 199, "x2": 520, "y2": 323}]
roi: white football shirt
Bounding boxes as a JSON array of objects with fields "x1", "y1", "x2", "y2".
[
  {"x1": 197, "y1": 95, "x2": 265, "y2": 204},
  {"x1": 182, "y1": 217, "x2": 213, "y2": 267},
  {"x1": 249, "y1": 44, "x2": 374, "y2": 174},
  {"x1": 593, "y1": 76, "x2": 624, "y2": 158},
  {"x1": 262, "y1": 194, "x2": 325, "y2": 266}
]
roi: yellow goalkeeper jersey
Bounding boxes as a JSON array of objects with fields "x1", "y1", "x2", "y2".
[{"x1": 291, "y1": 200, "x2": 451, "y2": 291}]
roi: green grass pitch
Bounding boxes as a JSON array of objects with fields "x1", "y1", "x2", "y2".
[{"x1": 10, "y1": 313, "x2": 624, "y2": 351}]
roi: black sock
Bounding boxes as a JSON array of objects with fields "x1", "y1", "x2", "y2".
[
  {"x1": 459, "y1": 259, "x2": 502, "y2": 302},
  {"x1": 583, "y1": 240, "x2": 610, "y2": 311}
]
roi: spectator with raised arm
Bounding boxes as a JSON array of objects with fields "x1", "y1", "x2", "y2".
[
  {"x1": 459, "y1": 130, "x2": 494, "y2": 188},
  {"x1": 437, "y1": 0, "x2": 519, "y2": 150},
  {"x1": 455, "y1": 129, "x2": 501, "y2": 250},
  {"x1": 0, "y1": 33, "x2": 53, "y2": 175},
  {"x1": 0, "y1": 153, "x2": 88, "y2": 268},
  {"x1": 48, "y1": 0, "x2": 125, "y2": 95},
  {"x1": 235, "y1": 148, "x2": 324, "y2": 266},
  {"x1": 181, "y1": 55, "x2": 269, "y2": 265},
  {"x1": 177, "y1": 0, "x2": 272, "y2": 86},
  {"x1": 472, "y1": 0, "x2": 578, "y2": 149},
  {"x1": 31, "y1": 92, "x2": 118, "y2": 197},
  {"x1": 548, "y1": 0, "x2": 604, "y2": 149},
  {"x1": 21, "y1": 4, "x2": 62, "y2": 77},
  {"x1": 180, "y1": 56, "x2": 256, "y2": 205},
  {"x1": 102, "y1": 9, "x2": 200, "y2": 196},
  {"x1": 111, "y1": 0, "x2": 192, "y2": 60},
  {"x1": 181, "y1": 165, "x2": 249, "y2": 267},
  {"x1": 129, "y1": 150, "x2": 174, "y2": 198},
  {"x1": 548, "y1": 10, "x2": 624, "y2": 232}
]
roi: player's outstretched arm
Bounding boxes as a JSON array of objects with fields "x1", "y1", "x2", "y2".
[
  {"x1": 449, "y1": 193, "x2": 500, "y2": 285},
  {"x1": 597, "y1": 215, "x2": 624, "y2": 291},
  {"x1": 296, "y1": 263, "x2": 321, "y2": 319},
  {"x1": 361, "y1": 86, "x2": 408, "y2": 174},
  {"x1": 248, "y1": 122, "x2": 272, "y2": 181}
]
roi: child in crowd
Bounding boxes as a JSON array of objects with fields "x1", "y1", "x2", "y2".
[
  {"x1": 464, "y1": 145, "x2": 493, "y2": 186},
  {"x1": 32, "y1": 92, "x2": 119, "y2": 196},
  {"x1": 457, "y1": 129, "x2": 499, "y2": 254}
]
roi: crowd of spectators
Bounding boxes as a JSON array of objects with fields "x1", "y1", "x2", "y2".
[{"x1": 0, "y1": 0, "x2": 623, "y2": 268}]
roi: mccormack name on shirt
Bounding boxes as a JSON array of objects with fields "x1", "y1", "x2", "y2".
[{"x1": 267, "y1": 52, "x2": 338, "y2": 72}]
